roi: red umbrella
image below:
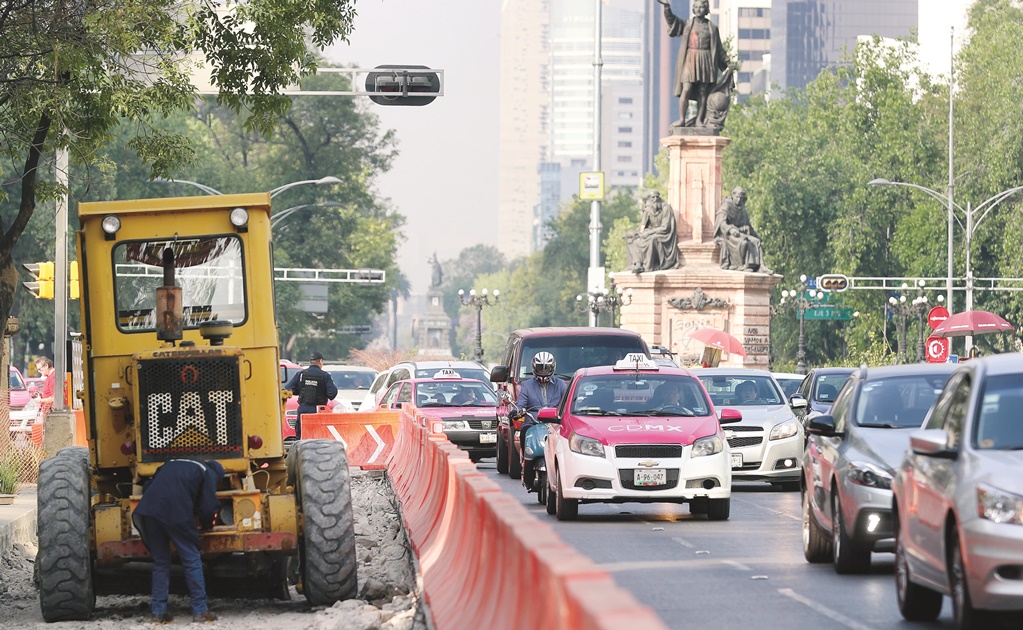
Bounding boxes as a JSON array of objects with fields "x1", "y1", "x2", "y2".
[
  {"x1": 689, "y1": 327, "x2": 747, "y2": 357},
  {"x1": 931, "y1": 310, "x2": 1015, "y2": 338}
]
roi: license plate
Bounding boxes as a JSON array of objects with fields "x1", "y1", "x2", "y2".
[
  {"x1": 634, "y1": 468, "x2": 666, "y2": 486},
  {"x1": 731, "y1": 452, "x2": 743, "y2": 468},
  {"x1": 479, "y1": 433, "x2": 497, "y2": 444}
]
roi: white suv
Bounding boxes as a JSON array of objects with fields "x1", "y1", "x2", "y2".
[{"x1": 358, "y1": 360, "x2": 491, "y2": 412}]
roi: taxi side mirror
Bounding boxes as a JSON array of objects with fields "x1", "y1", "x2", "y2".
[
  {"x1": 718, "y1": 407, "x2": 742, "y2": 424},
  {"x1": 537, "y1": 407, "x2": 560, "y2": 424}
]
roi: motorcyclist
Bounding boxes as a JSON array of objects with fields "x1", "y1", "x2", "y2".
[{"x1": 513, "y1": 352, "x2": 567, "y2": 490}]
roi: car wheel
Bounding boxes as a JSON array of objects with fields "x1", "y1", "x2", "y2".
[
  {"x1": 706, "y1": 498, "x2": 730, "y2": 521},
  {"x1": 509, "y1": 437, "x2": 522, "y2": 479},
  {"x1": 555, "y1": 466, "x2": 578, "y2": 521},
  {"x1": 495, "y1": 432, "x2": 508, "y2": 474},
  {"x1": 832, "y1": 492, "x2": 870, "y2": 574},
  {"x1": 895, "y1": 510, "x2": 942, "y2": 621},
  {"x1": 773, "y1": 481, "x2": 800, "y2": 492},
  {"x1": 802, "y1": 488, "x2": 832, "y2": 563},
  {"x1": 536, "y1": 470, "x2": 547, "y2": 505},
  {"x1": 950, "y1": 527, "x2": 988, "y2": 629},
  {"x1": 545, "y1": 467, "x2": 557, "y2": 516}
]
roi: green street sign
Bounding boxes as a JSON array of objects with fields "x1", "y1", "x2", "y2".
[{"x1": 804, "y1": 306, "x2": 854, "y2": 321}]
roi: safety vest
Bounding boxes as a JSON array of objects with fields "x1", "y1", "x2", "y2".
[{"x1": 298, "y1": 371, "x2": 328, "y2": 406}]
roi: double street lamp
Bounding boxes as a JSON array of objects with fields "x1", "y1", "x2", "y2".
[
  {"x1": 575, "y1": 273, "x2": 632, "y2": 327},
  {"x1": 887, "y1": 281, "x2": 938, "y2": 364},
  {"x1": 153, "y1": 176, "x2": 343, "y2": 199},
  {"x1": 458, "y1": 288, "x2": 500, "y2": 363},
  {"x1": 779, "y1": 274, "x2": 825, "y2": 375}
]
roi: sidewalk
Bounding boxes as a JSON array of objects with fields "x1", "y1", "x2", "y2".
[{"x1": 0, "y1": 485, "x2": 37, "y2": 558}]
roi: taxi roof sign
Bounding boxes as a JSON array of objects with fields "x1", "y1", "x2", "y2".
[
  {"x1": 613, "y1": 354, "x2": 659, "y2": 371},
  {"x1": 433, "y1": 369, "x2": 462, "y2": 379}
]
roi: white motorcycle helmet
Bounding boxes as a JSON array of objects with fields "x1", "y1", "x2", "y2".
[{"x1": 531, "y1": 352, "x2": 556, "y2": 384}]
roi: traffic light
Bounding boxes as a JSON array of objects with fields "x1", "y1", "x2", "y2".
[
  {"x1": 22, "y1": 261, "x2": 55, "y2": 299},
  {"x1": 365, "y1": 65, "x2": 440, "y2": 106},
  {"x1": 69, "y1": 261, "x2": 80, "y2": 300}
]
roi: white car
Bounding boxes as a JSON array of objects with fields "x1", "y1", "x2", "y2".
[
  {"x1": 358, "y1": 360, "x2": 490, "y2": 412},
  {"x1": 697, "y1": 368, "x2": 803, "y2": 490},
  {"x1": 321, "y1": 364, "x2": 378, "y2": 410}
]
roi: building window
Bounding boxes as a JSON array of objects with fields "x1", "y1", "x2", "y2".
[
  {"x1": 738, "y1": 28, "x2": 770, "y2": 40},
  {"x1": 617, "y1": 141, "x2": 632, "y2": 148},
  {"x1": 738, "y1": 8, "x2": 765, "y2": 17},
  {"x1": 618, "y1": 126, "x2": 632, "y2": 133},
  {"x1": 618, "y1": 97, "x2": 633, "y2": 104},
  {"x1": 617, "y1": 155, "x2": 632, "y2": 163},
  {"x1": 617, "y1": 111, "x2": 633, "y2": 119}
]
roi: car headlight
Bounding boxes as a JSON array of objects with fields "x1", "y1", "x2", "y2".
[
  {"x1": 691, "y1": 435, "x2": 723, "y2": 458},
  {"x1": 770, "y1": 419, "x2": 799, "y2": 441},
  {"x1": 443, "y1": 420, "x2": 469, "y2": 431},
  {"x1": 569, "y1": 433, "x2": 604, "y2": 458},
  {"x1": 977, "y1": 484, "x2": 1023, "y2": 525},
  {"x1": 847, "y1": 462, "x2": 893, "y2": 490}
]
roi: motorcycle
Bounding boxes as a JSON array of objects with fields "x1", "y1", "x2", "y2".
[{"x1": 511, "y1": 406, "x2": 551, "y2": 504}]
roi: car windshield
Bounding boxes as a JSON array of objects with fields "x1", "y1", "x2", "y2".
[
  {"x1": 775, "y1": 377, "x2": 802, "y2": 398},
  {"x1": 697, "y1": 374, "x2": 784, "y2": 407},
  {"x1": 570, "y1": 374, "x2": 710, "y2": 417},
  {"x1": 415, "y1": 380, "x2": 498, "y2": 407},
  {"x1": 854, "y1": 375, "x2": 948, "y2": 428},
  {"x1": 324, "y1": 369, "x2": 376, "y2": 390},
  {"x1": 813, "y1": 372, "x2": 853, "y2": 403},
  {"x1": 519, "y1": 335, "x2": 647, "y2": 380},
  {"x1": 9, "y1": 368, "x2": 25, "y2": 389},
  {"x1": 975, "y1": 375, "x2": 1023, "y2": 450}
]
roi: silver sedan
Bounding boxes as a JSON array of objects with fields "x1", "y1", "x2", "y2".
[{"x1": 893, "y1": 353, "x2": 1023, "y2": 628}]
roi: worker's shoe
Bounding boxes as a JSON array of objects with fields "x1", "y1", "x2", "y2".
[
  {"x1": 193, "y1": 610, "x2": 218, "y2": 623},
  {"x1": 149, "y1": 613, "x2": 174, "y2": 624}
]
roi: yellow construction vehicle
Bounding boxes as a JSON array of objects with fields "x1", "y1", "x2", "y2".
[{"x1": 36, "y1": 194, "x2": 357, "y2": 621}]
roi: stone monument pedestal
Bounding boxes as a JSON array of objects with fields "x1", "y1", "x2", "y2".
[
  {"x1": 412, "y1": 289, "x2": 453, "y2": 357},
  {"x1": 615, "y1": 134, "x2": 781, "y2": 368}
]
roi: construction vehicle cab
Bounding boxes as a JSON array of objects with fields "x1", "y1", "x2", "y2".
[{"x1": 35, "y1": 194, "x2": 357, "y2": 622}]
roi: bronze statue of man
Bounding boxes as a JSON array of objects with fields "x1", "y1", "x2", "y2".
[
  {"x1": 714, "y1": 187, "x2": 770, "y2": 273},
  {"x1": 626, "y1": 191, "x2": 680, "y2": 274},
  {"x1": 656, "y1": 0, "x2": 732, "y2": 129}
]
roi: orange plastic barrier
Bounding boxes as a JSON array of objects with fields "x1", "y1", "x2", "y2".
[
  {"x1": 387, "y1": 406, "x2": 668, "y2": 630},
  {"x1": 74, "y1": 409, "x2": 87, "y2": 447},
  {"x1": 301, "y1": 411, "x2": 399, "y2": 469}
]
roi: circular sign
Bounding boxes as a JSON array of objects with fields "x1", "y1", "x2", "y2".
[
  {"x1": 927, "y1": 305, "x2": 950, "y2": 329},
  {"x1": 926, "y1": 336, "x2": 950, "y2": 363}
]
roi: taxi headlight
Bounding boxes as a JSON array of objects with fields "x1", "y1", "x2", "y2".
[
  {"x1": 977, "y1": 484, "x2": 1023, "y2": 525},
  {"x1": 847, "y1": 462, "x2": 893, "y2": 490},
  {"x1": 443, "y1": 420, "x2": 469, "y2": 431},
  {"x1": 691, "y1": 435, "x2": 723, "y2": 458},
  {"x1": 569, "y1": 433, "x2": 604, "y2": 458},
  {"x1": 770, "y1": 419, "x2": 799, "y2": 441}
]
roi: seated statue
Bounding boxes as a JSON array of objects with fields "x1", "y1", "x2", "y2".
[
  {"x1": 625, "y1": 191, "x2": 680, "y2": 274},
  {"x1": 714, "y1": 187, "x2": 771, "y2": 273}
]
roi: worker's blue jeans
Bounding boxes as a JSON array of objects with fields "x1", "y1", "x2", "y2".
[{"x1": 132, "y1": 513, "x2": 209, "y2": 616}]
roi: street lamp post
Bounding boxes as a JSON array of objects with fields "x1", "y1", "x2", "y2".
[
  {"x1": 458, "y1": 288, "x2": 499, "y2": 363},
  {"x1": 153, "y1": 176, "x2": 343, "y2": 199},
  {"x1": 779, "y1": 274, "x2": 825, "y2": 375},
  {"x1": 576, "y1": 275, "x2": 632, "y2": 327},
  {"x1": 886, "y1": 281, "x2": 939, "y2": 364},
  {"x1": 271, "y1": 201, "x2": 344, "y2": 230}
]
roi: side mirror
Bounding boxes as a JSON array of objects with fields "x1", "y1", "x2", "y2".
[
  {"x1": 909, "y1": 429, "x2": 957, "y2": 459},
  {"x1": 806, "y1": 414, "x2": 841, "y2": 437},
  {"x1": 490, "y1": 365, "x2": 509, "y2": 383},
  {"x1": 789, "y1": 394, "x2": 808, "y2": 409},
  {"x1": 718, "y1": 407, "x2": 742, "y2": 424},
  {"x1": 537, "y1": 407, "x2": 560, "y2": 424}
]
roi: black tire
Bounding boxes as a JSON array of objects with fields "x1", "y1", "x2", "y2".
[
  {"x1": 56, "y1": 446, "x2": 89, "y2": 461},
  {"x1": 803, "y1": 488, "x2": 832, "y2": 563},
  {"x1": 707, "y1": 498, "x2": 730, "y2": 521},
  {"x1": 950, "y1": 528, "x2": 987, "y2": 629},
  {"x1": 774, "y1": 481, "x2": 800, "y2": 492},
  {"x1": 689, "y1": 499, "x2": 708, "y2": 515},
  {"x1": 509, "y1": 437, "x2": 521, "y2": 479},
  {"x1": 495, "y1": 433, "x2": 508, "y2": 474},
  {"x1": 545, "y1": 470, "x2": 557, "y2": 515},
  {"x1": 555, "y1": 466, "x2": 578, "y2": 521},
  {"x1": 895, "y1": 511, "x2": 942, "y2": 621},
  {"x1": 294, "y1": 440, "x2": 359, "y2": 605},
  {"x1": 536, "y1": 470, "x2": 547, "y2": 505},
  {"x1": 832, "y1": 493, "x2": 871, "y2": 574},
  {"x1": 36, "y1": 453, "x2": 95, "y2": 622}
]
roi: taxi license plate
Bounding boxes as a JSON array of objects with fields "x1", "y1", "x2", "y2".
[
  {"x1": 731, "y1": 453, "x2": 743, "y2": 468},
  {"x1": 479, "y1": 433, "x2": 497, "y2": 444},
  {"x1": 634, "y1": 468, "x2": 666, "y2": 486}
]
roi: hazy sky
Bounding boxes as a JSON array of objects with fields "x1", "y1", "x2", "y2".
[{"x1": 325, "y1": 0, "x2": 972, "y2": 295}]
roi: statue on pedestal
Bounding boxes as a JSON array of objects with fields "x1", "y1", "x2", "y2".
[
  {"x1": 656, "y1": 0, "x2": 735, "y2": 132},
  {"x1": 714, "y1": 187, "x2": 771, "y2": 273},
  {"x1": 428, "y1": 252, "x2": 443, "y2": 288},
  {"x1": 626, "y1": 191, "x2": 680, "y2": 274}
]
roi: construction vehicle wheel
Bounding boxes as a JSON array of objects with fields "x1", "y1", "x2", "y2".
[
  {"x1": 56, "y1": 446, "x2": 89, "y2": 461},
  {"x1": 36, "y1": 452, "x2": 95, "y2": 621},
  {"x1": 294, "y1": 440, "x2": 358, "y2": 605}
]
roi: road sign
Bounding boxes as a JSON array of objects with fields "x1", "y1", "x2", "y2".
[
  {"x1": 925, "y1": 336, "x2": 950, "y2": 363},
  {"x1": 817, "y1": 274, "x2": 850, "y2": 292},
  {"x1": 927, "y1": 305, "x2": 950, "y2": 329},
  {"x1": 579, "y1": 172, "x2": 604, "y2": 200},
  {"x1": 337, "y1": 325, "x2": 372, "y2": 334},
  {"x1": 803, "y1": 306, "x2": 854, "y2": 321}
]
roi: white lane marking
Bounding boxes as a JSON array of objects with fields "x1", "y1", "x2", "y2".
[
  {"x1": 326, "y1": 425, "x2": 347, "y2": 449},
  {"x1": 672, "y1": 537, "x2": 694, "y2": 548},
  {"x1": 365, "y1": 425, "x2": 386, "y2": 462},
  {"x1": 778, "y1": 588, "x2": 876, "y2": 630},
  {"x1": 724, "y1": 560, "x2": 752, "y2": 571}
]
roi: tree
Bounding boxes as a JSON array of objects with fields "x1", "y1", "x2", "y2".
[{"x1": 0, "y1": 0, "x2": 360, "y2": 343}]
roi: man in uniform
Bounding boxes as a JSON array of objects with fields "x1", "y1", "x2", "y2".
[{"x1": 285, "y1": 352, "x2": 338, "y2": 438}]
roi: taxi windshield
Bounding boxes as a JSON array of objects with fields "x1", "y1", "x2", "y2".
[
  {"x1": 415, "y1": 380, "x2": 499, "y2": 407},
  {"x1": 570, "y1": 374, "x2": 710, "y2": 417},
  {"x1": 113, "y1": 236, "x2": 246, "y2": 333}
]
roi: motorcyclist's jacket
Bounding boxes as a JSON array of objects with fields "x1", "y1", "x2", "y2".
[
  {"x1": 515, "y1": 377, "x2": 568, "y2": 427},
  {"x1": 286, "y1": 365, "x2": 338, "y2": 407}
]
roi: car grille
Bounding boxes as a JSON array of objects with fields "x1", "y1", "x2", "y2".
[
  {"x1": 728, "y1": 436, "x2": 764, "y2": 448},
  {"x1": 285, "y1": 413, "x2": 297, "y2": 429},
  {"x1": 619, "y1": 468, "x2": 680, "y2": 491},
  {"x1": 464, "y1": 417, "x2": 498, "y2": 431},
  {"x1": 614, "y1": 444, "x2": 683, "y2": 459}
]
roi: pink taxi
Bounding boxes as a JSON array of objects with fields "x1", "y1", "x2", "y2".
[{"x1": 540, "y1": 354, "x2": 741, "y2": 521}]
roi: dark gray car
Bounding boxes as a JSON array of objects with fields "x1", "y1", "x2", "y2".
[{"x1": 801, "y1": 363, "x2": 956, "y2": 574}]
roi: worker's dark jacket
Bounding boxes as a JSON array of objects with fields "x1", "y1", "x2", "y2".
[
  {"x1": 286, "y1": 365, "x2": 338, "y2": 407},
  {"x1": 134, "y1": 459, "x2": 224, "y2": 530}
]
